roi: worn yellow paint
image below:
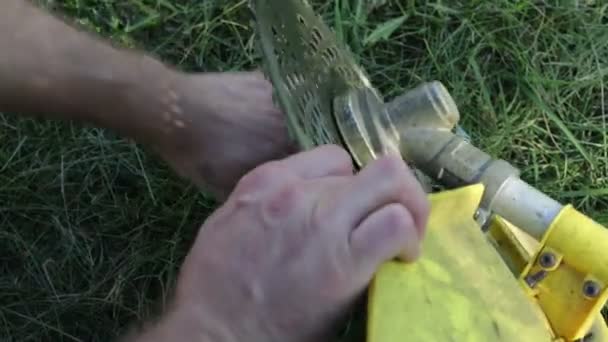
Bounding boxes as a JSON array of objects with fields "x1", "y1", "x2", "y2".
[
  {"x1": 520, "y1": 206, "x2": 608, "y2": 340},
  {"x1": 487, "y1": 216, "x2": 539, "y2": 277},
  {"x1": 367, "y1": 184, "x2": 554, "y2": 342}
]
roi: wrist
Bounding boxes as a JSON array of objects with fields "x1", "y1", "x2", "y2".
[{"x1": 91, "y1": 60, "x2": 188, "y2": 148}]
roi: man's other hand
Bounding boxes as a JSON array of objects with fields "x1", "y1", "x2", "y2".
[
  {"x1": 156, "y1": 71, "x2": 295, "y2": 200},
  {"x1": 144, "y1": 145, "x2": 430, "y2": 342}
]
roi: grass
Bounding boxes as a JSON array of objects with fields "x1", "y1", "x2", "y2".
[{"x1": 1, "y1": 0, "x2": 608, "y2": 340}]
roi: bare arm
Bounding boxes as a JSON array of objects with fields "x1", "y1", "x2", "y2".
[
  {"x1": 0, "y1": 0, "x2": 179, "y2": 146},
  {"x1": 0, "y1": 0, "x2": 294, "y2": 198}
]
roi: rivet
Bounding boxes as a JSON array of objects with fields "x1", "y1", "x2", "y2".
[
  {"x1": 582, "y1": 280, "x2": 601, "y2": 298},
  {"x1": 525, "y1": 270, "x2": 548, "y2": 288},
  {"x1": 539, "y1": 252, "x2": 557, "y2": 269}
]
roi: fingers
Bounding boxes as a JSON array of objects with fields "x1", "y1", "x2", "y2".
[
  {"x1": 233, "y1": 161, "x2": 298, "y2": 197},
  {"x1": 232, "y1": 145, "x2": 353, "y2": 197},
  {"x1": 279, "y1": 145, "x2": 354, "y2": 179},
  {"x1": 350, "y1": 203, "x2": 421, "y2": 271},
  {"x1": 333, "y1": 155, "x2": 430, "y2": 237}
]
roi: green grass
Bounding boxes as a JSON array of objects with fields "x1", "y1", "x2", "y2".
[{"x1": 2, "y1": 0, "x2": 608, "y2": 340}]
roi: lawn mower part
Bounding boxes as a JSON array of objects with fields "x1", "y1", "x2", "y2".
[{"x1": 250, "y1": 0, "x2": 608, "y2": 341}]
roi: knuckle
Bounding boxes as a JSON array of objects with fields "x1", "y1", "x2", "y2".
[
  {"x1": 374, "y1": 157, "x2": 416, "y2": 196},
  {"x1": 235, "y1": 161, "x2": 285, "y2": 194},
  {"x1": 262, "y1": 181, "x2": 301, "y2": 219},
  {"x1": 376, "y1": 155, "x2": 408, "y2": 181},
  {"x1": 310, "y1": 196, "x2": 333, "y2": 229},
  {"x1": 382, "y1": 204, "x2": 414, "y2": 230}
]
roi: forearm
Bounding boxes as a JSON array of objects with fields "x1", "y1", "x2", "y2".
[{"x1": 0, "y1": 0, "x2": 182, "y2": 145}]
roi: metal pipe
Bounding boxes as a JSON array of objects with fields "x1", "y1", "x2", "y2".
[
  {"x1": 490, "y1": 177, "x2": 563, "y2": 240},
  {"x1": 385, "y1": 81, "x2": 563, "y2": 240}
]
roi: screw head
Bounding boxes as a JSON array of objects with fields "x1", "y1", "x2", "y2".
[
  {"x1": 583, "y1": 280, "x2": 601, "y2": 298},
  {"x1": 539, "y1": 252, "x2": 557, "y2": 269}
]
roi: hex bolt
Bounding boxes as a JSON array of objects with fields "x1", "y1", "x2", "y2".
[
  {"x1": 583, "y1": 280, "x2": 601, "y2": 299},
  {"x1": 539, "y1": 252, "x2": 557, "y2": 269},
  {"x1": 525, "y1": 270, "x2": 548, "y2": 289}
]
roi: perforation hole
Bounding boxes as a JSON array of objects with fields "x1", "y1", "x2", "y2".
[
  {"x1": 321, "y1": 47, "x2": 338, "y2": 66},
  {"x1": 312, "y1": 27, "x2": 323, "y2": 43},
  {"x1": 304, "y1": 90, "x2": 314, "y2": 103},
  {"x1": 309, "y1": 27, "x2": 323, "y2": 52},
  {"x1": 271, "y1": 25, "x2": 284, "y2": 45},
  {"x1": 297, "y1": 90, "x2": 315, "y2": 115},
  {"x1": 321, "y1": 55, "x2": 330, "y2": 66},
  {"x1": 295, "y1": 74, "x2": 302, "y2": 86},
  {"x1": 286, "y1": 73, "x2": 306, "y2": 91},
  {"x1": 297, "y1": 14, "x2": 307, "y2": 27},
  {"x1": 297, "y1": 115, "x2": 306, "y2": 129},
  {"x1": 336, "y1": 66, "x2": 354, "y2": 80},
  {"x1": 312, "y1": 104, "x2": 323, "y2": 120},
  {"x1": 298, "y1": 100, "x2": 306, "y2": 114},
  {"x1": 309, "y1": 40, "x2": 318, "y2": 53},
  {"x1": 286, "y1": 74, "x2": 296, "y2": 90},
  {"x1": 327, "y1": 47, "x2": 338, "y2": 60},
  {"x1": 319, "y1": 127, "x2": 331, "y2": 144}
]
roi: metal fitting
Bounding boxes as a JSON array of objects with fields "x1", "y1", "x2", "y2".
[
  {"x1": 583, "y1": 280, "x2": 601, "y2": 299},
  {"x1": 539, "y1": 252, "x2": 557, "y2": 269}
]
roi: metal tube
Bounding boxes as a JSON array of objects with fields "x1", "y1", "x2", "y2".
[
  {"x1": 490, "y1": 177, "x2": 563, "y2": 240},
  {"x1": 385, "y1": 81, "x2": 460, "y2": 132},
  {"x1": 375, "y1": 81, "x2": 565, "y2": 240},
  {"x1": 399, "y1": 128, "x2": 562, "y2": 240}
]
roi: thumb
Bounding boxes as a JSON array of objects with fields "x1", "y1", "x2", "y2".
[{"x1": 350, "y1": 203, "x2": 421, "y2": 275}]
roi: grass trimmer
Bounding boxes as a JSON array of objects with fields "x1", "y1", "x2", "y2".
[{"x1": 250, "y1": 1, "x2": 608, "y2": 340}]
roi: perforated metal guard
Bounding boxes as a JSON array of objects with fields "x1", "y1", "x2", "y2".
[{"x1": 250, "y1": 0, "x2": 377, "y2": 150}]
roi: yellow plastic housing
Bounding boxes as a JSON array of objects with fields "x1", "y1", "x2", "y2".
[
  {"x1": 521, "y1": 205, "x2": 608, "y2": 340},
  {"x1": 367, "y1": 184, "x2": 554, "y2": 342},
  {"x1": 488, "y1": 212, "x2": 608, "y2": 341}
]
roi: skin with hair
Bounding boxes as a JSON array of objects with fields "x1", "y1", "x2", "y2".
[
  {"x1": 0, "y1": 0, "x2": 293, "y2": 199},
  {"x1": 0, "y1": 1, "x2": 430, "y2": 341}
]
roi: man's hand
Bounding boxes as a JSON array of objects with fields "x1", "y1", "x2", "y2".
[
  {"x1": 155, "y1": 71, "x2": 295, "y2": 199},
  {"x1": 134, "y1": 145, "x2": 430, "y2": 342},
  {"x1": 0, "y1": 1, "x2": 293, "y2": 200}
]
